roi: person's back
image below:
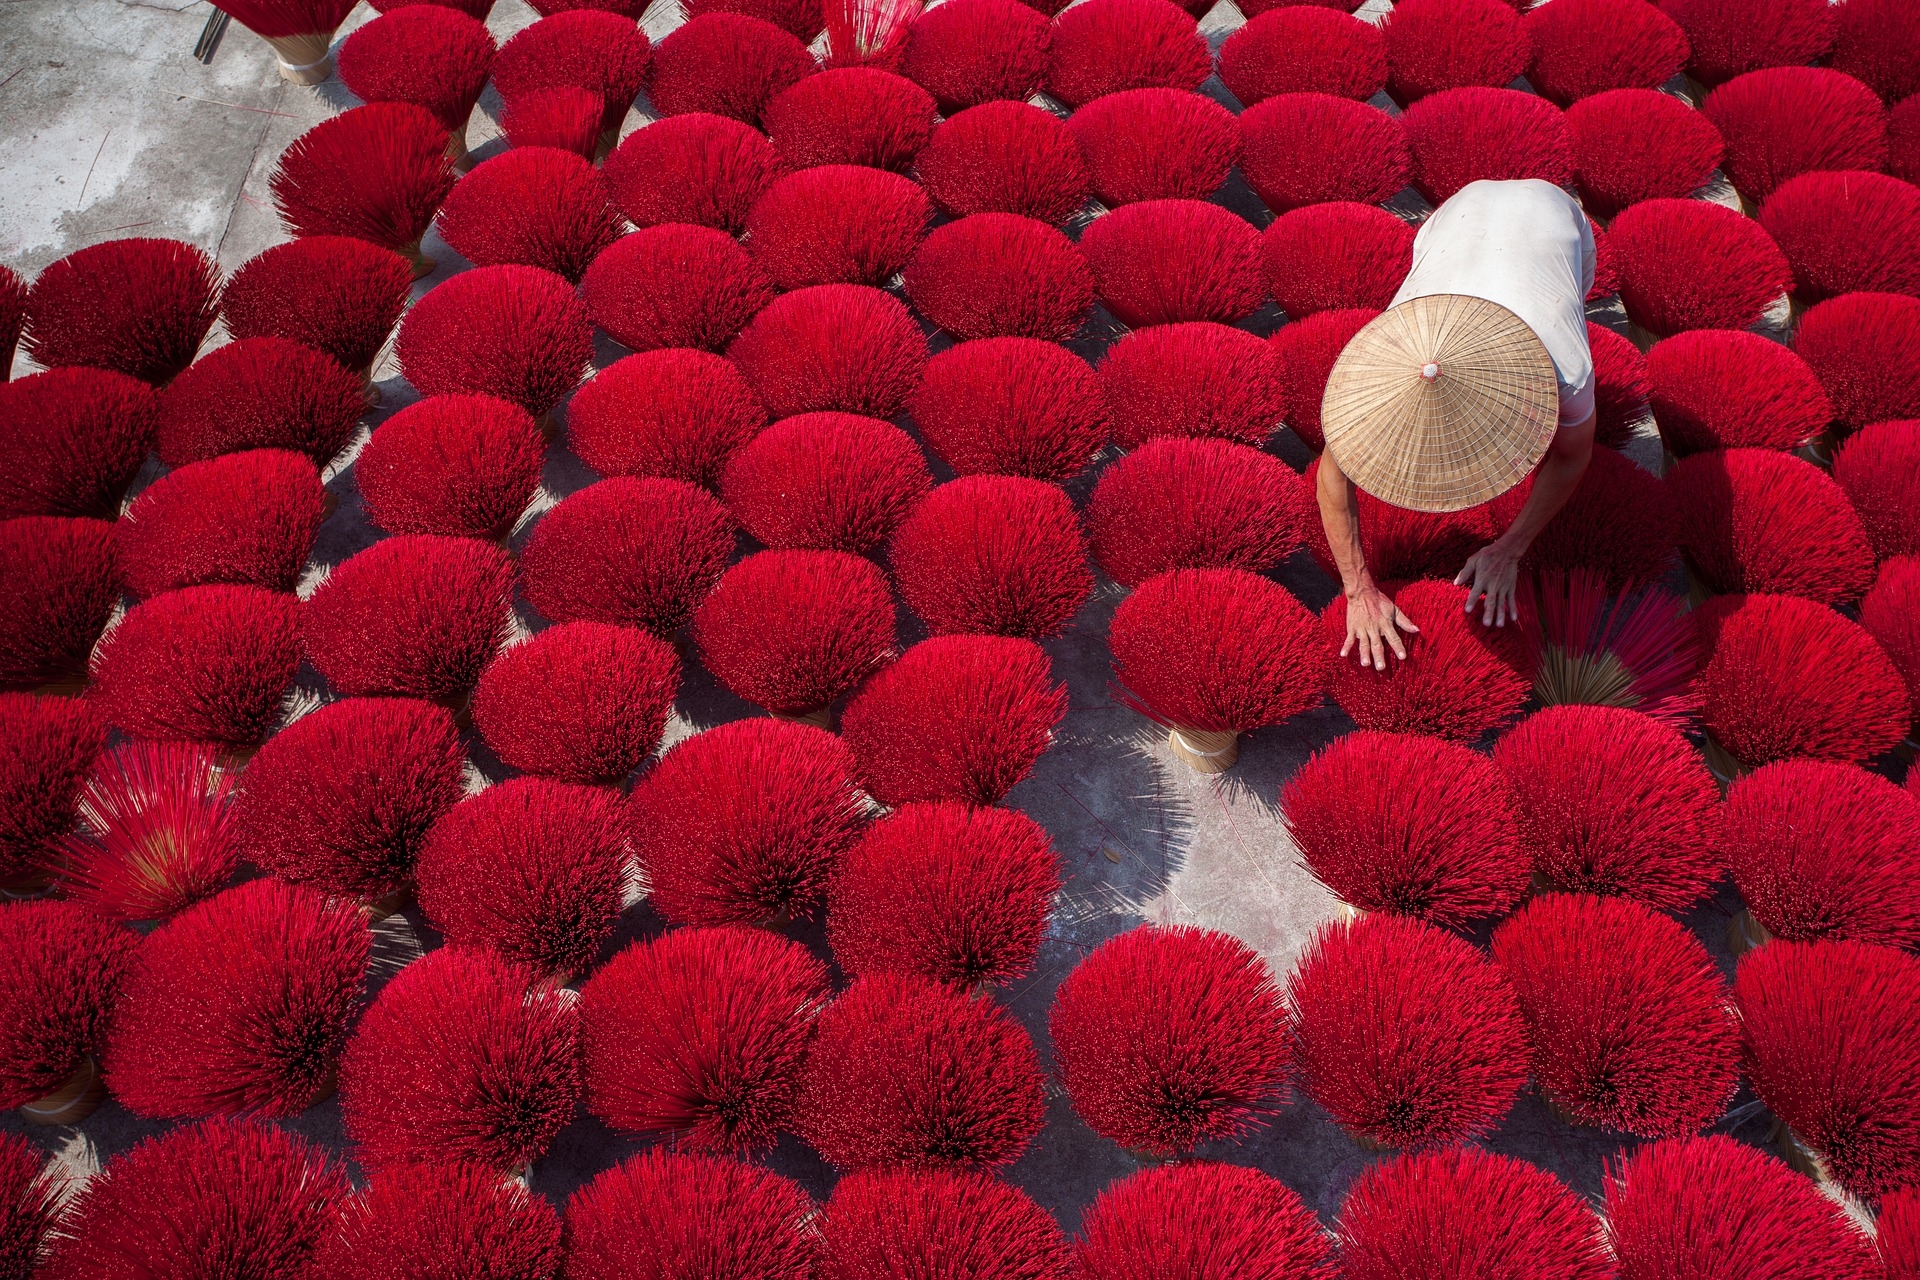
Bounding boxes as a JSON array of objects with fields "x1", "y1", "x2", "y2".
[{"x1": 1391, "y1": 179, "x2": 1595, "y2": 428}]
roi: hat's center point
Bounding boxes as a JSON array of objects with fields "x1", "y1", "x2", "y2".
[{"x1": 1421, "y1": 362, "x2": 1440, "y2": 381}]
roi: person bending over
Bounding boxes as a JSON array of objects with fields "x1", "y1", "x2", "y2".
[{"x1": 1316, "y1": 178, "x2": 1597, "y2": 670}]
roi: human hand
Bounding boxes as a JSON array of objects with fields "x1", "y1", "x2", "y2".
[
  {"x1": 1455, "y1": 542, "x2": 1522, "y2": 628},
  {"x1": 1341, "y1": 584, "x2": 1420, "y2": 671}
]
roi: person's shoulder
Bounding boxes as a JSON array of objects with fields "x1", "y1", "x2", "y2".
[
  {"x1": 1456, "y1": 177, "x2": 1578, "y2": 208},
  {"x1": 1457, "y1": 179, "x2": 1588, "y2": 241}
]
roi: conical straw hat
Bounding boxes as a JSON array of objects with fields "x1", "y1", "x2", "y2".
[{"x1": 1320, "y1": 294, "x2": 1559, "y2": 513}]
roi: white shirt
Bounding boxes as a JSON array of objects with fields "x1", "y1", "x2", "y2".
[{"x1": 1390, "y1": 179, "x2": 1596, "y2": 427}]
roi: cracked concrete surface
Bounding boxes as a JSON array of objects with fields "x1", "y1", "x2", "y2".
[{"x1": 2, "y1": 0, "x2": 1801, "y2": 1242}]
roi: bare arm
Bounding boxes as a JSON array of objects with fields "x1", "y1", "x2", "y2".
[
  {"x1": 1455, "y1": 409, "x2": 1597, "y2": 627},
  {"x1": 1316, "y1": 451, "x2": 1419, "y2": 670}
]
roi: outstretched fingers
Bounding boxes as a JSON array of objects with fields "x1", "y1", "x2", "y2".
[{"x1": 1380, "y1": 619, "x2": 1409, "y2": 664}]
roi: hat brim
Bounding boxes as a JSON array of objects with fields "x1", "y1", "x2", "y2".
[{"x1": 1320, "y1": 294, "x2": 1560, "y2": 513}]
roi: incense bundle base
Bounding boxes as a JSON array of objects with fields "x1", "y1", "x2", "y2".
[
  {"x1": 1533, "y1": 645, "x2": 1638, "y2": 712},
  {"x1": 773, "y1": 706, "x2": 833, "y2": 729},
  {"x1": 399, "y1": 240, "x2": 435, "y2": 280},
  {"x1": 447, "y1": 121, "x2": 473, "y2": 174},
  {"x1": 18, "y1": 1056, "x2": 105, "y2": 1125},
  {"x1": 1793, "y1": 429, "x2": 1836, "y2": 469},
  {"x1": 1773, "y1": 1119, "x2": 1834, "y2": 1186},
  {"x1": 263, "y1": 32, "x2": 338, "y2": 85},
  {"x1": 1700, "y1": 734, "x2": 1747, "y2": 788},
  {"x1": 361, "y1": 882, "x2": 414, "y2": 923},
  {"x1": 1168, "y1": 726, "x2": 1237, "y2": 773},
  {"x1": 1727, "y1": 907, "x2": 1771, "y2": 956},
  {"x1": 215, "y1": 745, "x2": 262, "y2": 774}
]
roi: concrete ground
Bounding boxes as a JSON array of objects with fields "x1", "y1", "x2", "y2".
[{"x1": 3, "y1": 0, "x2": 1797, "y2": 1241}]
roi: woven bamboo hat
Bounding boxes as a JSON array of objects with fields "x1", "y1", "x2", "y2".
[{"x1": 1320, "y1": 293, "x2": 1559, "y2": 513}]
